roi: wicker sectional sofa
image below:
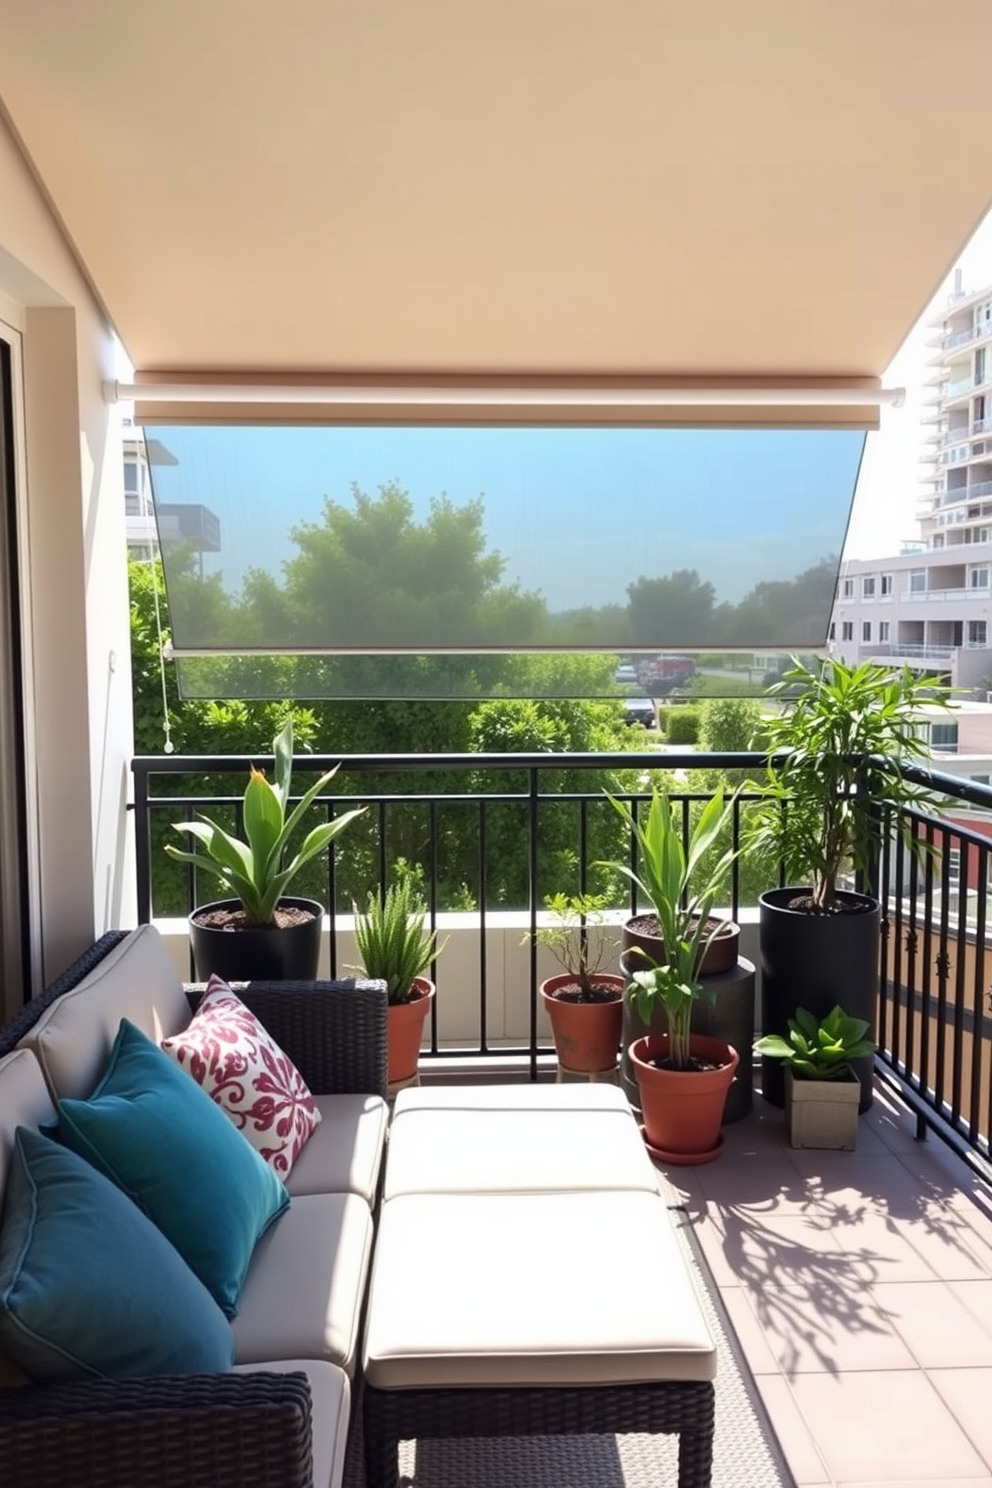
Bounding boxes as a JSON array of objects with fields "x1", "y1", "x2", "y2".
[{"x1": 0, "y1": 924, "x2": 389, "y2": 1488}]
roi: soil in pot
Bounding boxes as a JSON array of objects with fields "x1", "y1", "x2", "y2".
[
  {"x1": 193, "y1": 903, "x2": 317, "y2": 932},
  {"x1": 621, "y1": 914, "x2": 739, "y2": 976}
]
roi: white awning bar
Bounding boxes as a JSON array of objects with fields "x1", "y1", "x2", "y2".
[{"x1": 105, "y1": 380, "x2": 906, "y2": 409}]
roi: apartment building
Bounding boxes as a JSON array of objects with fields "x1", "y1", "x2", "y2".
[
  {"x1": 832, "y1": 276, "x2": 992, "y2": 693},
  {"x1": 123, "y1": 419, "x2": 221, "y2": 569}
]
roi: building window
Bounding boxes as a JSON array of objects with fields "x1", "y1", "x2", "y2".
[
  {"x1": 879, "y1": 621, "x2": 890, "y2": 642},
  {"x1": 841, "y1": 621, "x2": 853, "y2": 641},
  {"x1": 970, "y1": 566, "x2": 990, "y2": 589},
  {"x1": 862, "y1": 576, "x2": 876, "y2": 598},
  {"x1": 910, "y1": 570, "x2": 926, "y2": 593},
  {"x1": 880, "y1": 573, "x2": 893, "y2": 595},
  {"x1": 933, "y1": 534, "x2": 945, "y2": 548},
  {"x1": 861, "y1": 621, "x2": 871, "y2": 641},
  {"x1": 930, "y1": 722, "x2": 959, "y2": 752},
  {"x1": 828, "y1": 622, "x2": 835, "y2": 641},
  {"x1": 969, "y1": 620, "x2": 987, "y2": 646},
  {"x1": 123, "y1": 462, "x2": 140, "y2": 496},
  {"x1": 946, "y1": 846, "x2": 961, "y2": 883},
  {"x1": 842, "y1": 578, "x2": 854, "y2": 599}
]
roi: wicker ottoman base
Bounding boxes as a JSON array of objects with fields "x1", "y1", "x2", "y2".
[{"x1": 362, "y1": 1378, "x2": 715, "y2": 1488}]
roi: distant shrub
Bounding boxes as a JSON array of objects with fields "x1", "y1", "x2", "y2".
[{"x1": 664, "y1": 707, "x2": 700, "y2": 745}]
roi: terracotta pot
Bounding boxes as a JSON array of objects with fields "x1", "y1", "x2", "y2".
[
  {"x1": 621, "y1": 915, "x2": 740, "y2": 976},
  {"x1": 627, "y1": 1032, "x2": 738, "y2": 1164},
  {"x1": 387, "y1": 976, "x2": 435, "y2": 1085},
  {"x1": 540, "y1": 972, "x2": 624, "y2": 1074}
]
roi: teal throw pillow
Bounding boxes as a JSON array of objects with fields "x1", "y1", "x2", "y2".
[
  {"x1": 0, "y1": 1126, "x2": 234, "y2": 1382},
  {"x1": 55, "y1": 1019, "x2": 289, "y2": 1317}
]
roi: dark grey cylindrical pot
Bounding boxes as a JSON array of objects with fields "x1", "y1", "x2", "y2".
[
  {"x1": 620, "y1": 953, "x2": 755, "y2": 1123},
  {"x1": 188, "y1": 896, "x2": 324, "y2": 982},
  {"x1": 758, "y1": 887, "x2": 879, "y2": 1113}
]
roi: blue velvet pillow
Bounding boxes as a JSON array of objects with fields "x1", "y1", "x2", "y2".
[
  {"x1": 55, "y1": 1019, "x2": 289, "y2": 1318},
  {"x1": 0, "y1": 1127, "x2": 234, "y2": 1382}
]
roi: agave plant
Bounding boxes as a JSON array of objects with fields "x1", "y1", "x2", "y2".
[
  {"x1": 352, "y1": 875, "x2": 448, "y2": 1004},
  {"x1": 753, "y1": 1005, "x2": 876, "y2": 1080},
  {"x1": 165, "y1": 719, "x2": 366, "y2": 926}
]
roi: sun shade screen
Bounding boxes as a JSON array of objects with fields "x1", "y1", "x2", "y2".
[{"x1": 145, "y1": 424, "x2": 865, "y2": 698}]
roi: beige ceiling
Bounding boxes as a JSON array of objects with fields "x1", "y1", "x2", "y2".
[{"x1": 1, "y1": 0, "x2": 991, "y2": 383}]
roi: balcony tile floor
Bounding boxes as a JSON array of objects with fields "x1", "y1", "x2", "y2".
[{"x1": 659, "y1": 1080, "x2": 992, "y2": 1487}]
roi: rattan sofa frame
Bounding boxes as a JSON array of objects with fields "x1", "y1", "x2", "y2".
[
  {"x1": 363, "y1": 1378, "x2": 715, "y2": 1488},
  {"x1": 0, "y1": 933, "x2": 388, "y2": 1488}
]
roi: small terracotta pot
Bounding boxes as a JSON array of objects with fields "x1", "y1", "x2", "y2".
[
  {"x1": 387, "y1": 977, "x2": 435, "y2": 1085},
  {"x1": 540, "y1": 972, "x2": 624, "y2": 1073},
  {"x1": 628, "y1": 1032, "x2": 738, "y2": 1162}
]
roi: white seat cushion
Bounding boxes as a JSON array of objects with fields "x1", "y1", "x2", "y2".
[
  {"x1": 232, "y1": 1193, "x2": 373, "y2": 1376},
  {"x1": 233, "y1": 1360, "x2": 350, "y2": 1488},
  {"x1": 285, "y1": 1093, "x2": 388, "y2": 1203},
  {"x1": 385, "y1": 1082, "x2": 658, "y2": 1197},
  {"x1": 363, "y1": 1190, "x2": 717, "y2": 1389},
  {"x1": 19, "y1": 925, "x2": 190, "y2": 1100}
]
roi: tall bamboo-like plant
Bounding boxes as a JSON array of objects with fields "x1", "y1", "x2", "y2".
[
  {"x1": 599, "y1": 785, "x2": 739, "y2": 1070},
  {"x1": 746, "y1": 657, "x2": 950, "y2": 911}
]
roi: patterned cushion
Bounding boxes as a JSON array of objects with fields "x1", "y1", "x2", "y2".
[{"x1": 162, "y1": 976, "x2": 321, "y2": 1177}]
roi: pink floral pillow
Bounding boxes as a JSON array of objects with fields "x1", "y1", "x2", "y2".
[{"x1": 161, "y1": 976, "x2": 321, "y2": 1176}]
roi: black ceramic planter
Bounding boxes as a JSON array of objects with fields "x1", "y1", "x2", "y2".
[
  {"x1": 188, "y1": 896, "x2": 325, "y2": 982},
  {"x1": 758, "y1": 887, "x2": 879, "y2": 1113}
]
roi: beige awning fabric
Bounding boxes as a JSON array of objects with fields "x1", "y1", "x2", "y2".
[{"x1": 0, "y1": 1, "x2": 989, "y2": 396}]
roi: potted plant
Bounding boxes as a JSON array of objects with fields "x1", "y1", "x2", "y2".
[
  {"x1": 626, "y1": 960, "x2": 739, "y2": 1166},
  {"x1": 599, "y1": 785, "x2": 741, "y2": 1163},
  {"x1": 754, "y1": 1005, "x2": 877, "y2": 1150},
  {"x1": 746, "y1": 656, "x2": 948, "y2": 1111},
  {"x1": 525, "y1": 892, "x2": 624, "y2": 1076},
  {"x1": 165, "y1": 719, "x2": 366, "y2": 982},
  {"x1": 604, "y1": 786, "x2": 740, "y2": 977},
  {"x1": 352, "y1": 874, "x2": 448, "y2": 1089}
]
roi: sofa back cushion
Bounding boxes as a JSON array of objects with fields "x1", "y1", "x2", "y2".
[{"x1": 19, "y1": 924, "x2": 190, "y2": 1101}]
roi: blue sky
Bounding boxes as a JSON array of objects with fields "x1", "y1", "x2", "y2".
[{"x1": 150, "y1": 424, "x2": 864, "y2": 612}]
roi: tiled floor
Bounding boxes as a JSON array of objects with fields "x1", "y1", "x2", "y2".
[{"x1": 660, "y1": 1079, "x2": 992, "y2": 1488}]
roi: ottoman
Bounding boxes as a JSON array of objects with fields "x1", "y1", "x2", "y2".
[{"x1": 362, "y1": 1085, "x2": 717, "y2": 1488}]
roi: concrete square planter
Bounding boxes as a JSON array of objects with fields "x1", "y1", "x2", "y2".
[{"x1": 785, "y1": 1067, "x2": 861, "y2": 1151}]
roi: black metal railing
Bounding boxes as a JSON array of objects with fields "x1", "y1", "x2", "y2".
[{"x1": 131, "y1": 750, "x2": 992, "y2": 1167}]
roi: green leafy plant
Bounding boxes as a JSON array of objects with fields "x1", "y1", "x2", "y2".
[
  {"x1": 600, "y1": 784, "x2": 739, "y2": 981},
  {"x1": 626, "y1": 960, "x2": 702, "y2": 1071},
  {"x1": 746, "y1": 656, "x2": 950, "y2": 911},
  {"x1": 523, "y1": 892, "x2": 617, "y2": 996},
  {"x1": 164, "y1": 719, "x2": 366, "y2": 926},
  {"x1": 352, "y1": 875, "x2": 448, "y2": 1004},
  {"x1": 597, "y1": 785, "x2": 740, "y2": 1071},
  {"x1": 753, "y1": 1005, "x2": 876, "y2": 1080}
]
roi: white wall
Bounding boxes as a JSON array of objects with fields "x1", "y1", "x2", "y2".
[{"x1": 0, "y1": 112, "x2": 135, "y2": 989}]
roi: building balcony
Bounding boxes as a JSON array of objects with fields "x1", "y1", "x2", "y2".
[{"x1": 127, "y1": 747, "x2": 992, "y2": 1482}]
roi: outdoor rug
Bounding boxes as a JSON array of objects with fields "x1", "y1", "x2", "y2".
[{"x1": 343, "y1": 1202, "x2": 795, "y2": 1488}]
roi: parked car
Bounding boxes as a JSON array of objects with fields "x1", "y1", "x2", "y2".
[
  {"x1": 614, "y1": 663, "x2": 638, "y2": 684},
  {"x1": 623, "y1": 695, "x2": 657, "y2": 728}
]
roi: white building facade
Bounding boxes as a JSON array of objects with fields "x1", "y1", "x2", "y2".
[{"x1": 832, "y1": 278, "x2": 992, "y2": 694}]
